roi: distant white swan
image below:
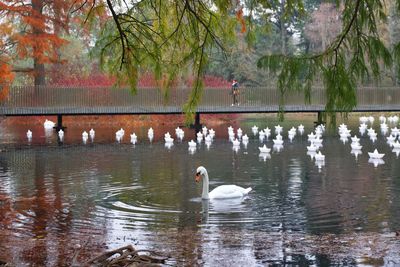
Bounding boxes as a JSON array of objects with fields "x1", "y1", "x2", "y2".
[{"x1": 195, "y1": 166, "x2": 252, "y2": 199}]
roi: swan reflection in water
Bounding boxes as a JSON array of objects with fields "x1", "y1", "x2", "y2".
[{"x1": 199, "y1": 197, "x2": 250, "y2": 224}]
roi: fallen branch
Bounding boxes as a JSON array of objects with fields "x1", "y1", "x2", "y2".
[
  {"x1": 71, "y1": 237, "x2": 91, "y2": 266},
  {"x1": 85, "y1": 244, "x2": 169, "y2": 266}
]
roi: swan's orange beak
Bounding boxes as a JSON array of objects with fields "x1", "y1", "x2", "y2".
[{"x1": 195, "y1": 173, "x2": 201, "y2": 183}]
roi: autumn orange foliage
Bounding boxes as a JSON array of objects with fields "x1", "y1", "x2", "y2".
[
  {"x1": 0, "y1": 0, "x2": 104, "y2": 91},
  {"x1": 0, "y1": 60, "x2": 14, "y2": 101},
  {"x1": 236, "y1": 7, "x2": 246, "y2": 33}
]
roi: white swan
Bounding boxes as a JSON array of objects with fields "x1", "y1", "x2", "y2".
[{"x1": 195, "y1": 166, "x2": 252, "y2": 199}]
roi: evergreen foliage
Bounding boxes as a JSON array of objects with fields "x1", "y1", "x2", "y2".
[{"x1": 257, "y1": 0, "x2": 400, "y2": 118}]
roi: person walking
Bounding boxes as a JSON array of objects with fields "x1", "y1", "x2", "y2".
[{"x1": 231, "y1": 79, "x2": 239, "y2": 106}]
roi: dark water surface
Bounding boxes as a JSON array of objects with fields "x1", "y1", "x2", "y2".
[{"x1": 0, "y1": 115, "x2": 399, "y2": 266}]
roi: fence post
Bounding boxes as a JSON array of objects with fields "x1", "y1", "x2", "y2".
[
  {"x1": 54, "y1": 114, "x2": 65, "y2": 131},
  {"x1": 190, "y1": 112, "x2": 202, "y2": 132}
]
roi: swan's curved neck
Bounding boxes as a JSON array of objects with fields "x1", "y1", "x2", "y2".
[{"x1": 202, "y1": 171, "x2": 210, "y2": 199}]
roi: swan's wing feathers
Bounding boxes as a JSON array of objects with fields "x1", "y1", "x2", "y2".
[
  {"x1": 215, "y1": 185, "x2": 238, "y2": 194},
  {"x1": 209, "y1": 185, "x2": 249, "y2": 199},
  {"x1": 244, "y1": 187, "x2": 252, "y2": 194}
]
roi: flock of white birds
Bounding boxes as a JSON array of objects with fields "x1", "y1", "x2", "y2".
[{"x1": 25, "y1": 115, "x2": 400, "y2": 169}]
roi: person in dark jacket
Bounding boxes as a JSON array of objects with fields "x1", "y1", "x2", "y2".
[{"x1": 231, "y1": 79, "x2": 239, "y2": 106}]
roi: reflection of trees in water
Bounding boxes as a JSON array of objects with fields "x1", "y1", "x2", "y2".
[
  {"x1": 0, "y1": 147, "x2": 111, "y2": 265},
  {"x1": 303, "y1": 137, "x2": 397, "y2": 233},
  {"x1": 0, "y1": 135, "x2": 400, "y2": 265}
]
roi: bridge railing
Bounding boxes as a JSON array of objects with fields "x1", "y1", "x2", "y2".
[{"x1": 0, "y1": 86, "x2": 400, "y2": 114}]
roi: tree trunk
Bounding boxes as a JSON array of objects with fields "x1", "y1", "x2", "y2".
[
  {"x1": 280, "y1": 0, "x2": 286, "y2": 55},
  {"x1": 32, "y1": 0, "x2": 46, "y2": 86},
  {"x1": 34, "y1": 61, "x2": 46, "y2": 86}
]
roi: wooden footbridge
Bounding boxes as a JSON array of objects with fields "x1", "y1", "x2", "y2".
[{"x1": 1, "y1": 86, "x2": 400, "y2": 128}]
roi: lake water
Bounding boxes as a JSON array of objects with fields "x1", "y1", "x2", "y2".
[{"x1": 0, "y1": 115, "x2": 399, "y2": 266}]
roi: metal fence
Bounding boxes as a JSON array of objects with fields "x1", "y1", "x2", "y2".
[{"x1": 0, "y1": 86, "x2": 400, "y2": 115}]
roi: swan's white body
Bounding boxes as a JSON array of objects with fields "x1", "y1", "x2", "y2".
[{"x1": 196, "y1": 166, "x2": 252, "y2": 200}]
